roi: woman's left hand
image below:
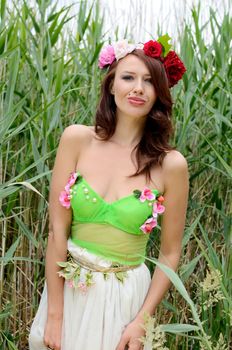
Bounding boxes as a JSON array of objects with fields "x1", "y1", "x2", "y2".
[{"x1": 116, "y1": 319, "x2": 145, "y2": 350}]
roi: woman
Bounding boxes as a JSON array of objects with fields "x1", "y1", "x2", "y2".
[{"x1": 29, "y1": 37, "x2": 189, "y2": 350}]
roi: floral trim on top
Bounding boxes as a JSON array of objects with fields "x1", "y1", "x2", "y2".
[
  {"x1": 59, "y1": 171, "x2": 79, "y2": 209},
  {"x1": 59, "y1": 172, "x2": 165, "y2": 235},
  {"x1": 133, "y1": 187, "x2": 165, "y2": 235}
]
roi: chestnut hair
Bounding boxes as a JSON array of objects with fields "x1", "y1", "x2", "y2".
[{"x1": 94, "y1": 49, "x2": 176, "y2": 182}]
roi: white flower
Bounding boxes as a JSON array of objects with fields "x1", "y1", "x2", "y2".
[
  {"x1": 136, "y1": 43, "x2": 144, "y2": 50},
  {"x1": 113, "y1": 39, "x2": 137, "y2": 60}
]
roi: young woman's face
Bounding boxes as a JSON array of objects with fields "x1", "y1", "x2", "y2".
[{"x1": 111, "y1": 54, "x2": 157, "y2": 120}]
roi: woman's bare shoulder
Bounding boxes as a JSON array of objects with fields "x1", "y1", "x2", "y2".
[
  {"x1": 162, "y1": 150, "x2": 189, "y2": 193},
  {"x1": 162, "y1": 150, "x2": 188, "y2": 172},
  {"x1": 60, "y1": 124, "x2": 94, "y2": 144},
  {"x1": 62, "y1": 124, "x2": 93, "y2": 136}
]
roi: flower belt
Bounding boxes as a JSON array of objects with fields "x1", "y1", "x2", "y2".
[{"x1": 57, "y1": 254, "x2": 141, "y2": 292}]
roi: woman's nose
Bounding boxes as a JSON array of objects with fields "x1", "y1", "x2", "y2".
[{"x1": 132, "y1": 79, "x2": 144, "y2": 94}]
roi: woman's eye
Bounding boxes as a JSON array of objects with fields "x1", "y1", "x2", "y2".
[
  {"x1": 122, "y1": 76, "x2": 152, "y2": 83},
  {"x1": 122, "y1": 76, "x2": 133, "y2": 80}
]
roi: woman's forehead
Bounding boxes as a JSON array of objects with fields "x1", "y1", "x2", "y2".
[{"x1": 115, "y1": 54, "x2": 150, "y2": 75}]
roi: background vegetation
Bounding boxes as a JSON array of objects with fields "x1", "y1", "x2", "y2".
[{"x1": 0, "y1": 0, "x2": 231, "y2": 349}]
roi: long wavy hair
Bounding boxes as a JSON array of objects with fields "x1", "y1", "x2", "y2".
[{"x1": 94, "y1": 49, "x2": 176, "y2": 182}]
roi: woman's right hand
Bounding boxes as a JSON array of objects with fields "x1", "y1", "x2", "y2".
[{"x1": 43, "y1": 316, "x2": 63, "y2": 350}]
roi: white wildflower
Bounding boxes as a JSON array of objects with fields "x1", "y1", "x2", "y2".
[
  {"x1": 199, "y1": 266, "x2": 225, "y2": 310},
  {"x1": 140, "y1": 313, "x2": 169, "y2": 350}
]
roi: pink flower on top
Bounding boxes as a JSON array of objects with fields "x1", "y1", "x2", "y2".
[
  {"x1": 153, "y1": 201, "x2": 165, "y2": 215},
  {"x1": 139, "y1": 187, "x2": 156, "y2": 202},
  {"x1": 65, "y1": 172, "x2": 78, "y2": 192},
  {"x1": 78, "y1": 281, "x2": 88, "y2": 294},
  {"x1": 59, "y1": 171, "x2": 78, "y2": 209},
  {"x1": 140, "y1": 217, "x2": 157, "y2": 234},
  {"x1": 59, "y1": 190, "x2": 71, "y2": 209}
]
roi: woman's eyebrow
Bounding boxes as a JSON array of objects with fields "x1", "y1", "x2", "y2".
[{"x1": 121, "y1": 70, "x2": 151, "y2": 76}]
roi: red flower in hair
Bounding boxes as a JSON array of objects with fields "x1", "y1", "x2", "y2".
[
  {"x1": 143, "y1": 40, "x2": 163, "y2": 58},
  {"x1": 163, "y1": 51, "x2": 186, "y2": 87}
]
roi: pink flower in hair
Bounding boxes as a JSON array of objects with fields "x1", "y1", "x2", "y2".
[
  {"x1": 139, "y1": 187, "x2": 156, "y2": 202},
  {"x1": 140, "y1": 217, "x2": 157, "y2": 234},
  {"x1": 98, "y1": 45, "x2": 116, "y2": 69},
  {"x1": 113, "y1": 39, "x2": 136, "y2": 60},
  {"x1": 59, "y1": 190, "x2": 71, "y2": 209},
  {"x1": 153, "y1": 201, "x2": 165, "y2": 215}
]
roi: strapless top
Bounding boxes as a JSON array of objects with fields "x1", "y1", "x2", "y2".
[{"x1": 59, "y1": 171, "x2": 165, "y2": 265}]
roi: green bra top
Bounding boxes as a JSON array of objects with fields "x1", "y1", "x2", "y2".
[{"x1": 59, "y1": 171, "x2": 165, "y2": 265}]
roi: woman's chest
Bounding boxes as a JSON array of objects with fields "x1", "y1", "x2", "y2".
[{"x1": 76, "y1": 140, "x2": 164, "y2": 203}]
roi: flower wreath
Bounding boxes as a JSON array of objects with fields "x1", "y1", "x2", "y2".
[{"x1": 98, "y1": 34, "x2": 186, "y2": 87}]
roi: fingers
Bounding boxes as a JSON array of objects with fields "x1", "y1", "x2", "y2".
[
  {"x1": 128, "y1": 344, "x2": 143, "y2": 350},
  {"x1": 116, "y1": 335, "x2": 129, "y2": 350},
  {"x1": 44, "y1": 338, "x2": 61, "y2": 350},
  {"x1": 128, "y1": 338, "x2": 143, "y2": 350},
  {"x1": 116, "y1": 336, "x2": 143, "y2": 350}
]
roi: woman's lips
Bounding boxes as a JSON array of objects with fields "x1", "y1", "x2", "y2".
[{"x1": 128, "y1": 97, "x2": 146, "y2": 106}]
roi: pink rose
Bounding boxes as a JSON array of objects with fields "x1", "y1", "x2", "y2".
[
  {"x1": 59, "y1": 190, "x2": 71, "y2": 209},
  {"x1": 140, "y1": 217, "x2": 157, "y2": 234},
  {"x1": 113, "y1": 39, "x2": 136, "y2": 60},
  {"x1": 98, "y1": 45, "x2": 116, "y2": 69},
  {"x1": 139, "y1": 188, "x2": 156, "y2": 202},
  {"x1": 153, "y1": 201, "x2": 165, "y2": 215}
]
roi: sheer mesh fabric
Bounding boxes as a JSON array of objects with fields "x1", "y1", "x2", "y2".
[{"x1": 71, "y1": 222, "x2": 149, "y2": 265}]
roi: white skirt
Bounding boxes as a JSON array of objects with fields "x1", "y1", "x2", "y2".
[{"x1": 29, "y1": 239, "x2": 152, "y2": 350}]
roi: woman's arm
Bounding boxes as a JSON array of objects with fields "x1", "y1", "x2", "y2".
[
  {"x1": 43, "y1": 125, "x2": 87, "y2": 350},
  {"x1": 135, "y1": 151, "x2": 189, "y2": 319},
  {"x1": 116, "y1": 150, "x2": 189, "y2": 350}
]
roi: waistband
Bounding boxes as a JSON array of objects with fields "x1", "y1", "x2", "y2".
[
  {"x1": 71, "y1": 253, "x2": 141, "y2": 273},
  {"x1": 57, "y1": 240, "x2": 142, "y2": 287}
]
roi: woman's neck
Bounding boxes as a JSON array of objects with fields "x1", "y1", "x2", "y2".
[{"x1": 109, "y1": 113, "x2": 146, "y2": 148}]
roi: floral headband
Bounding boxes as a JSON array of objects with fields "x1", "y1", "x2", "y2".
[{"x1": 98, "y1": 34, "x2": 186, "y2": 87}]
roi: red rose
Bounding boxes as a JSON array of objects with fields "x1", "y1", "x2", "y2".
[
  {"x1": 143, "y1": 40, "x2": 163, "y2": 58},
  {"x1": 163, "y1": 51, "x2": 186, "y2": 87}
]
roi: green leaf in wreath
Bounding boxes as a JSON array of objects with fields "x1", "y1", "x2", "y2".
[{"x1": 157, "y1": 34, "x2": 172, "y2": 57}]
